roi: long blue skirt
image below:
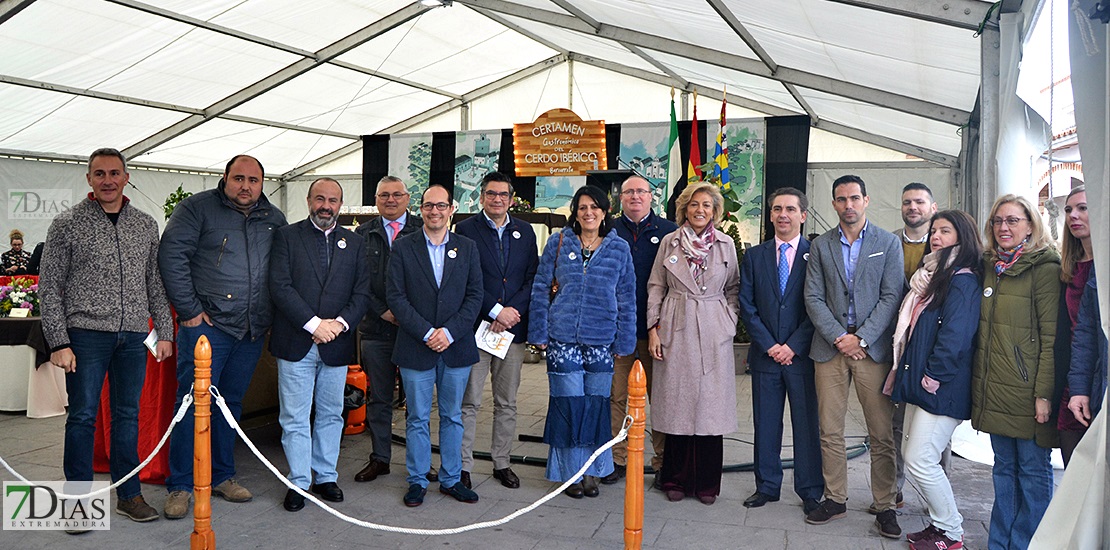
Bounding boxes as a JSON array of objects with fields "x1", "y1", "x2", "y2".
[{"x1": 543, "y1": 341, "x2": 615, "y2": 482}]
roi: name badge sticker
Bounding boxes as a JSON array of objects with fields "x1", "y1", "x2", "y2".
[
  {"x1": 650, "y1": 236, "x2": 660, "y2": 244},
  {"x1": 568, "y1": 252, "x2": 577, "y2": 260},
  {"x1": 512, "y1": 230, "x2": 521, "y2": 239},
  {"x1": 337, "y1": 238, "x2": 347, "y2": 249},
  {"x1": 448, "y1": 249, "x2": 457, "y2": 259}
]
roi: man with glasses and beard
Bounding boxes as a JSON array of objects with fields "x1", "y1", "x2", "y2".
[{"x1": 268, "y1": 178, "x2": 370, "y2": 511}]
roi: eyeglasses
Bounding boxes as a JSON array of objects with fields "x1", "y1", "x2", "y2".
[
  {"x1": 483, "y1": 190, "x2": 511, "y2": 199},
  {"x1": 376, "y1": 191, "x2": 409, "y2": 201},
  {"x1": 420, "y1": 202, "x2": 451, "y2": 212},
  {"x1": 990, "y1": 217, "x2": 1027, "y2": 227},
  {"x1": 620, "y1": 189, "x2": 651, "y2": 196}
]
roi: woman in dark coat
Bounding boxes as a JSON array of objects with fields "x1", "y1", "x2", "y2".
[
  {"x1": 1055, "y1": 186, "x2": 1094, "y2": 465},
  {"x1": 888, "y1": 210, "x2": 982, "y2": 550},
  {"x1": 1067, "y1": 275, "x2": 1107, "y2": 429}
]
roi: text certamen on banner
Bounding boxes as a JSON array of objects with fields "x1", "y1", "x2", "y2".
[
  {"x1": 3, "y1": 481, "x2": 110, "y2": 531},
  {"x1": 513, "y1": 108, "x2": 607, "y2": 177}
]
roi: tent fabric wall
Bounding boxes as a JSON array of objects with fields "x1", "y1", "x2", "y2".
[
  {"x1": 0, "y1": 157, "x2": 223, "y2": 246},
  {"x1": 807, "y1": 164, "x2": 955, "y2": 238}
]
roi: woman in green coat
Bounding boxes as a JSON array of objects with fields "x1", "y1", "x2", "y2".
[{"x1": 971, "y1": 194, "x2": 1060, "y2": 550}]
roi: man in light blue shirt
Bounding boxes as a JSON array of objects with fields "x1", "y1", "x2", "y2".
[
  {"x1": 804, "y1": 175, "x2": 904, "y2": 539},
  {"x1": 386, "y1": 185, "x2": 484, "y2": 507}
]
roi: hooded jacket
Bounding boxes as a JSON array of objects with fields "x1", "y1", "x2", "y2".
[{"x1": 971, "y1": 246, "x2": 1061, "y2": 448}]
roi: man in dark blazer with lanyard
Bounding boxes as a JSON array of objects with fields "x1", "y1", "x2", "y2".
[
  {"x1": 387, "y1": 184, "x2": 484, "y2": 507},
  {"x1": 455, "y1": 172, "x2": 538, "y2": 490},
  {"x1": 353, "y1": 176, "x2": 422, "y2": 484},
  {"x1": 738, "y1": 187, "x2": 822, "y2": 515},
  {"x1": 268, "y1": 178, "x2": 371, "y2": 511},
  {"x1": 803, "y1": 175, "x2": 904, "y2": 539}
]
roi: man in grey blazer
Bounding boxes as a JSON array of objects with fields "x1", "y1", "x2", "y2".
[{"x1": 803, "y1": 175, "x2": 904, "y2": 539}]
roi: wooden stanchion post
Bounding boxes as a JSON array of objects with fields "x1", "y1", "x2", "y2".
[
  {"x1": 623, "y1": 360, "x2": 646, "y2": 550},
  {"x1": 191, "y1": 335, "x2": 215, "y2": 550}
]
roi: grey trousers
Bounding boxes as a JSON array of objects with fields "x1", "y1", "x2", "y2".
[
  {"x1": 361, "y1": 339, "x2": 397, "y2": 463},
  {"x1": 460, "y1": 344, "x2": 525, "y2": 470}
]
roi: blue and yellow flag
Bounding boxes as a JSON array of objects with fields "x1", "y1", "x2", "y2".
[{"x1": 712, "y1": 95, "x2": 730, "y2": 192}]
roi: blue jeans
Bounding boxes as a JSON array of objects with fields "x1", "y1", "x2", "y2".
[
  {"x1": 166, "y1": 323, "x2": 264, "y2": 493},
  {"x1": 277, "y1": 344, "x2": 346, "y2": 489},
  {"x1": 63, "y1": 328, "x2": 148, "y2": 500},
  {"x1": 399, "y1": 360, "x2": 471, "y2": 488},
  {"x1": 988, "y1": 434, "x2": 1052, "y2": 550}
]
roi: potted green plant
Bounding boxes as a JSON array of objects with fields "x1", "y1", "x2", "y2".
[{"x1": 163, "y1": 184, "x2": 192, "y2": 221}]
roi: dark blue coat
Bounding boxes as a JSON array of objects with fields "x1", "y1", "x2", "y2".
[
  {"x1": 268, "y1": 219, "x2": 371, "y2": 366},
  {"x1": 387, "y1": 231, "x2": 484, "y2": 370},
  {"x1": 892, "y1": 272, "x2": 981, "y2": 419},
  {"x1": 613, "y1": 212, "x2": 678, "y2": 339},
  {"x1": 1068, "y1": 273, "x2": 1107, "y2": 416},
  {"x1": 454, "y1": 213, "x2": 538, "y2": 343},
  {"x1": 738, "y1": 237, "x2": 814, "y2": 373}
]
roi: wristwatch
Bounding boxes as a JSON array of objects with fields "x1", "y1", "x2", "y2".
[{"x1": 858, "y1": 337, "x2": 869, "y2": 349}]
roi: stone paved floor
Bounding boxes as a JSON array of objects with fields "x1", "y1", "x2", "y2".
[{"x1": 0, "y1": 362, "x2": 1004, "y2": 549}]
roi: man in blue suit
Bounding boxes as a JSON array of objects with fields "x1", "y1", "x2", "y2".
[
  {"x1": 387, "y1": 185, "x2": 484, "y2": 507},
  {"x1": 738, "y1": 187, "x2": 822, "y2": 515},
  {"x1": 455, "y1": 172, "x2": 538, "y2": 490},
  {"x1": 268, "y1": 178, "x2": 371, "y2": 512}
]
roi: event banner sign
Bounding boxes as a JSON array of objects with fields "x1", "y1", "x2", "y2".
[
  {"x1": 706, "y1": 118, "x2": 766, "y2": 246},
  {"x1": 387, "y1": 133, "x2": 432, "y2": 198},
  {"x1": 513, "y1": 109, "x2": 606, "y2": 177},
  {"x1": 617, "y1": 122, "x2": 671, "y2": 213},
  {"x1": 453, "y1": 131, "x2": 502, "y2": 214}
]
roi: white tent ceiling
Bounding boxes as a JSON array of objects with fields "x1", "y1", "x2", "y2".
[{"x1": 0, "y1": 0, "x2": 991, "y2": 177}]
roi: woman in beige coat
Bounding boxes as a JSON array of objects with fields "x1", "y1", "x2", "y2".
[{"x1": 646, "y1": 182, "x2": 740, "y2": 505}]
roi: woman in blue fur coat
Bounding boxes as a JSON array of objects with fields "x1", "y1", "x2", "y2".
[{"x1": 529, "y1": 185, "x2": 637, "y2": 498}]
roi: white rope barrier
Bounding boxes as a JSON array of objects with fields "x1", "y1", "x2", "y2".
[
  {"x1": 212, "y1": 385, "x2": 633, "y2": 536},
  {"x1": 0, "y1": 391, "x2": 195, "y2": 500}
]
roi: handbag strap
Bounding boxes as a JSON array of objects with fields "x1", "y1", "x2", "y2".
[{"x1": 552, "y1": 232, "x2": 564, "y2": 285}]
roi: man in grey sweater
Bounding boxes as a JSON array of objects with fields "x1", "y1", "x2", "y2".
[{"x1": 39, "y1": 148, "x2": 175, "y2": 530}]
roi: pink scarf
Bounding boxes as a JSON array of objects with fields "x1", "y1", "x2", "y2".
[
  {"x1": 883, "y1": 247, "x2": 958, "y2": 396},
  {"x1": 679, "y1": 222, "x2": 716, "y2": 285}
]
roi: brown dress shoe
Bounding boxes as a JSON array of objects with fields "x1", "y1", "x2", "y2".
[
  {"x1": 492, "y1": 468, "x2": 520, "y2": 489},
  {"x1": 354, "y1": 459, "x2": 390, "y2": 482}
]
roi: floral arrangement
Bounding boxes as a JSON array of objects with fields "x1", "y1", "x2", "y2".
[
  {"x1": 0, "y1": 277, "x2": 40, "y2": 317},
  {"x1": 509, "y1": 195, "x2": 533, "y2": 213}
]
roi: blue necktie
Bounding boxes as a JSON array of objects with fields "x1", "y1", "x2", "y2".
[{"x1": 778, "y1": 242, "x2": 790, "y2": 296}]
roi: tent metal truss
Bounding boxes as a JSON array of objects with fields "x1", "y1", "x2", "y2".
[{"x1": 0, "y1": 0, "x2": 987, "y2": 178}]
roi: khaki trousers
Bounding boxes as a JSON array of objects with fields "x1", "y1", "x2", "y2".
[
  {"x1": 814, "y1": 354, "x2": 897, "y2": 510},
  {"x1": 611, "y1": 339, "x2": 665, "y2": 471}
]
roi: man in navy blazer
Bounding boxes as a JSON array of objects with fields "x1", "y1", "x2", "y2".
[
  {"x1": 803, "y1": 175, "x2": 904, "y2": 539},
  {"x1": 268, "y1": 178, "x2": 371, "y2": 512},
  {"x1": 454, "y1": 172, "x2": 538, "y2": 490},
  {"x1": 387, "y1": 185, "x2": 484, "y2": 507},
  {"x1": 738, "y1": 188, "x2": 822, "y2": 514}
]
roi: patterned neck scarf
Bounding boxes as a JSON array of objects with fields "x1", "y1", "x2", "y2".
[
  {"x1": 994, "y1": 239, "x2": 1027, "y2": 275},
  {"x1": 679, "y1": 221, "x2": 715, "y2": 284}
]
